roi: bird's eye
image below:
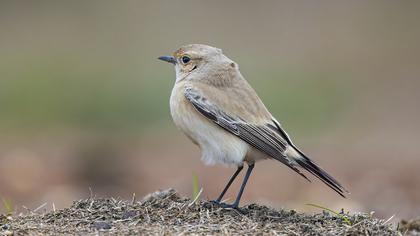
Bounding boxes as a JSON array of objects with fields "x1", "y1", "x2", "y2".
[{"x1": 181, "y1": 56, "x2": 191, "y2": 64}]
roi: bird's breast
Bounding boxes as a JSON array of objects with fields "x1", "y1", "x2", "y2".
[{"x1": 169, "y1": 82, "x2": 249, "y2": 166}]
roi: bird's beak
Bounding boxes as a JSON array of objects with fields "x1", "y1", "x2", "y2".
[{"x1": 158, "y1": 55, "x2": 176, "y2": 65}]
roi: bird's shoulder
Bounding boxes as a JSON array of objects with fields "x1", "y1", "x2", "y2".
[{"x1": 181, "y1": 79, "x2": 272, "y2": 124}]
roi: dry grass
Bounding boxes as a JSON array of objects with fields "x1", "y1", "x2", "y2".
[{"x1": 0, "y1": 189, "x2": 410, "y2": 235}]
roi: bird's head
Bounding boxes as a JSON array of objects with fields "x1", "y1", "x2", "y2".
[{"x1": 158, "y1": 44, "x2": 237, "y2": 82}]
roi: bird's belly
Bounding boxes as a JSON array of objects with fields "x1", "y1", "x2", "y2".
[{"x1": 170, "y1": 86, "x2": 248, "y2": 166}]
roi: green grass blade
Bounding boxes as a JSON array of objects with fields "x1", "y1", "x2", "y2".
[
  {"x1": 306, "y1": 203, "x2": 352, "y2": 226},
  {"x1": 2, "y1": 197, "x2": 14, "y2": 215}
]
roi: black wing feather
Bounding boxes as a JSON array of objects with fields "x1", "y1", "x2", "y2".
[{"x1": 271, "y1": 116, "x2": 349, "y2": 196}]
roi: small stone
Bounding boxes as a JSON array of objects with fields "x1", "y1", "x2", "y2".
[
  {"x1": 122, "y1": 210, "x2": 138, "y2": 219},
  {"x1": 93, "y1": 221, "x2": 111, "y2": 230},
  {"x1": 3, "y1": 230, "x2": 13, "y2": 236}
]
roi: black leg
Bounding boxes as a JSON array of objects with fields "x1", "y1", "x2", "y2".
[
  {"x1": 218, "y1": 163, "x2": 255, "y2": 209},
  {"x1": 231, "y1": 163, "x2": 254, "y2": 208},
  {"x1": 213, "y1": 165, "x2": 243, "y2": 203}
]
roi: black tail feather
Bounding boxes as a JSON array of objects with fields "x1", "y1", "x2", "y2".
[{"x1": 293, "y1": 148, "x2": 349, "y2": 198}]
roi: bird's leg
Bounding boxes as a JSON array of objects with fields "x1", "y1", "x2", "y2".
[
  {"x1": 212, "y1": 165, "x2": 243, "y2": 204},
  {"x1": 219, "y1": 163, "x2": 255, "y2": 209}
]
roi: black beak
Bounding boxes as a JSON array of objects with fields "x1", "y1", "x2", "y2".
[{"x1": 158, "y1": 55, "x2": 176, "y2": 65}]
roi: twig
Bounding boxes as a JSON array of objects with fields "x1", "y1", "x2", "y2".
[
  {"x1": 131, "y1": 193, "x2": 136, "y2": 204},
  {"x1": 188, "y1": 188, "x2": 203, "y2": 207},
  {"x1": 383, "y1": 214, "x2": 395, "y2": 225},
  {"x1": 22, "y1": 205, "x2": 33, "y2": 214},
  {"x1": 89, "y1": 187, "x2": 94, "y2": 199},
  {"x1": 33, "y1": 202, "x2": 47, "y2": 213}
]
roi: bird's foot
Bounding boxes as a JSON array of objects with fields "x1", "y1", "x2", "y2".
[
  {"x1": 210, "y1": 199, "x2": 221, "y2": 205},
  {"x1": 218, "y1": 202, "x2": 239, "y2": 209},
  {"x1": 210, "y1": 200, "x2": 238, "y2": 209}
]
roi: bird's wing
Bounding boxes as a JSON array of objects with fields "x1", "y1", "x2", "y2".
[
  {"x1": 184, "y1": 85, "x2": 310, "y2": 181},
  {"x1": 184, "y1": 84, "x2": 349, "y2": 197}
]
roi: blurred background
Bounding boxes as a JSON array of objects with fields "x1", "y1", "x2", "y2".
[{"x1": 1, "y1": 1, "x2": 419, "y2": 222}]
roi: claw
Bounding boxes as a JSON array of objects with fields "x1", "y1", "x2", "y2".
[
  {"x1": 218, "y1": 202, "x2": 239, "y2": 209},
  {"x1": 210, "y1": 200, "x2": 221, "y2": 205},
  {"x1": 210, "y1": 200, "x2": 238, "y2": 209}
]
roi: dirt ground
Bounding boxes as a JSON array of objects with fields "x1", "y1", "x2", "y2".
[{"x1": 0, "y1": 189, "x2": 417, "y2": 235}]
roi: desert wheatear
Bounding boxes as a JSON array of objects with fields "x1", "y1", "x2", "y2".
[{"x1": 159, "y1": 44, "x2": 348, "y2": 208}]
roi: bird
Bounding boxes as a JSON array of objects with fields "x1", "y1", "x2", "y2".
[{"x1": 158, "y1": 44, "x2": 349, "y2": 209}]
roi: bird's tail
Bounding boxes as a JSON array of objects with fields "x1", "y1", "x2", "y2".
[{"x1": 286, "y1": 146, "x2": 349, "y2": 198}]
